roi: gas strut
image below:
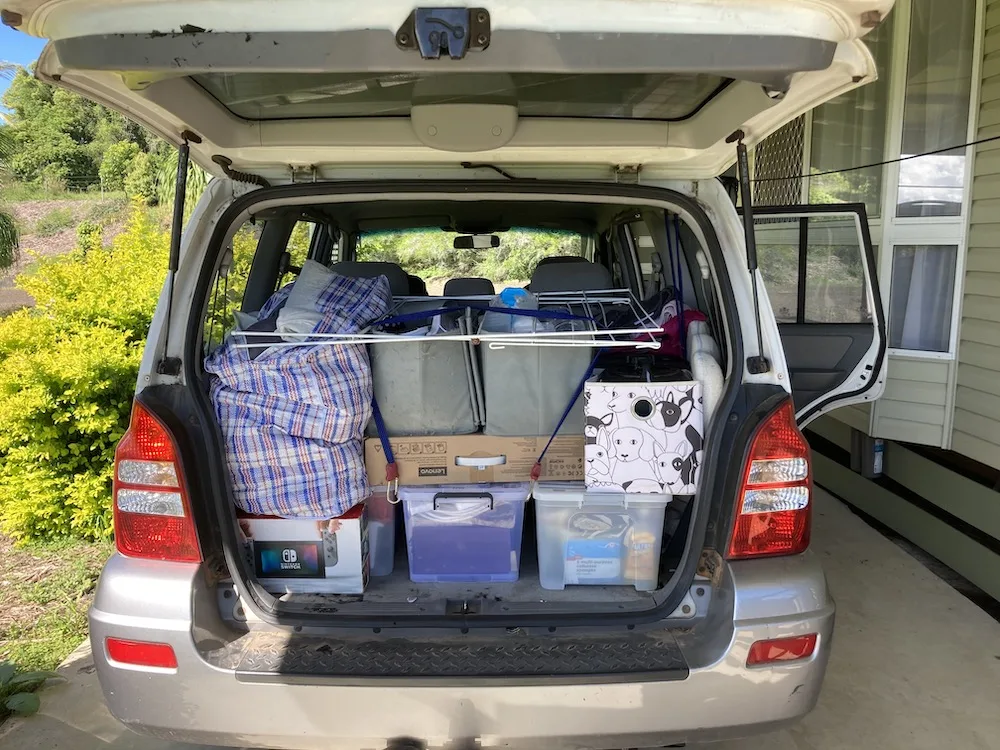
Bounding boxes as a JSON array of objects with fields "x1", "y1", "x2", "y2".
[
  {"x1": 727, "y1": 129, "x2": 771, "y2": 375},
  {"x1": 157, "y1": 130, "x2": 201, "y2": 376}
]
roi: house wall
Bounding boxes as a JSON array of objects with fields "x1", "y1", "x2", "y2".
[
  {"x1": 809, "y1": 414, "x2": 1000, "y2": 602},
  {"x1": 869, "y1": 356, "x2": 951, "y2": 447},
  {"x1": 958, "y1": 0, "x2": 1000, "y2": 469}
]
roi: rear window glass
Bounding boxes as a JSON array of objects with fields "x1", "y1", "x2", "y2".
[
  {"x1": 357, "y1": 227, "x2": 583, "y2": 293},
  {"x1": 191, "y1": 72, "x2": 729, "y2": 121}
]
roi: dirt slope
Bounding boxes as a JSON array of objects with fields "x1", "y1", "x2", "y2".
[{"x1": 0, "y1": 200, "x2": 123, "y2": 314}]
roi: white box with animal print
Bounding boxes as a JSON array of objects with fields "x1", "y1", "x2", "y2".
[{"x1": 583, "y1": 381, "x2": 704, "y2": 494}]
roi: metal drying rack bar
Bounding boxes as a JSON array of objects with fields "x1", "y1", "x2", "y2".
[{"x1": 232, "y1": 288, "x2": 662, "y2": 352}]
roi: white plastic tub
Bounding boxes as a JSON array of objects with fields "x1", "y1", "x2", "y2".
[{"x1": 533, "y1": 482, "x2": 671, "y2": 591}]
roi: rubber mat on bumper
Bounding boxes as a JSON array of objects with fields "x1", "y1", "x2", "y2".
[{"x1": 206, "y1": 631, "x2": 689, "y2": 682}]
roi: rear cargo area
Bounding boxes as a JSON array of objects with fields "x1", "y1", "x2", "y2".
[{"x1": 198, "y1": 187, "x2": 731, "y2": 622}]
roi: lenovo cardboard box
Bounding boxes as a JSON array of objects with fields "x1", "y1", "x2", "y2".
[
  {"x1": 238, "y1": 504, "x2": 369, "y2": 594},
  {"x1": 365, "y1": 434, "x2": 585, "y2": 486}
]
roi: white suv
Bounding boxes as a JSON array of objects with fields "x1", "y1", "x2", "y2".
[{"x1": 9, "y1": 1, "x2": 890, "y2": 747}]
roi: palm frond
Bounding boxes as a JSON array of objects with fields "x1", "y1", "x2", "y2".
[
  {"x1": 156, "y1": 149, "x2": 209, "y2": 208},
  {"x1": 0, "y1": 210, "x2": 20, "y2": 270}
]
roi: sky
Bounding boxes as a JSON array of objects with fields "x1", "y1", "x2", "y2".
[{"x1": 1, "y1": 25, "x2": 46, "y2": 108}]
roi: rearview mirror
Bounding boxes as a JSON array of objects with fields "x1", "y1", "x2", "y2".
[{"x1": 454, "y1": 234, "x2": 500, "y2": 250}]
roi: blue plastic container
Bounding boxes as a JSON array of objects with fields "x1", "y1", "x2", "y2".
[{"x1": 400, "y1": 483, "x2": 529, "y2": 583}]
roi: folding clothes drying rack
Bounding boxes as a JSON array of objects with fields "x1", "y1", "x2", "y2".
[
  {"x1": 232, "y1": 288, "x2": 668, "y2": 438},
  {"x1": 232, "y1": 289, "x2": 664, "y2": 352}
]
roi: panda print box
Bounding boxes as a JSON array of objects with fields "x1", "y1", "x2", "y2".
[{"x1": 584, "y1": 381, "x2": 704, "y2": 494}]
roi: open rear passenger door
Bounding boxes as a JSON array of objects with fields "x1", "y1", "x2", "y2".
[{"x1": 750, "y1": 204, "x2": 886, "y2": 426}]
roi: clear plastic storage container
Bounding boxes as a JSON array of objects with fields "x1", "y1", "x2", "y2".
[
  {"x1": 366, "y1": 486, "x2": 397, "y2": 577},
  {"x1": 400, "y1": 483, "x2": 529, "y2": 583},
  {"x1": 533, "y1": 482, "x2": 671, "y2": 591}
]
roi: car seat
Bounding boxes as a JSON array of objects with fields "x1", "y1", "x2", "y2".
[
  {"x1": 529, "y1": 259, "x2": 614, "y2": 292},
  {"x1": 332, "y1": 261, "x2": 411, "y2": 296},
  {"x1": 443, "y1": 277, "x2": 496, "y2": 296},
  {"x1": 407, "y1": 274, "x2": 429, "y2": 296}
]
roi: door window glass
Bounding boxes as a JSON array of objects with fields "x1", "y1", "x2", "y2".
[
  {"x1": 803, "y1": 216, "x2": 869, "y2": 324},
  {"x1": 755, "y1": 217, "x2": 800, "y2": 324},
  {"x1": 754, "y1": 213, "x2": 871, "y2": 325},
  {"x1": 888, "y1": 245, "x2": 957, "y2": 351}
]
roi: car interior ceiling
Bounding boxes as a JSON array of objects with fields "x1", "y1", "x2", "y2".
[{"x1": 200, "y1": 196, "x2": 729, "y2": 615}]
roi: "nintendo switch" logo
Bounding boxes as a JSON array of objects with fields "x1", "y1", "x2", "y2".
[{"x1": 280, "y1": 548, "x2": 301, "y2": 570}]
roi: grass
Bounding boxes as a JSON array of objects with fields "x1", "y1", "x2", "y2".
[
  {"x1": 0, "y1": 183, "x2": 123, "y2": 203},
  {"x1": 85, "y1": 196, "x2": 129, "y2": 226},
  {"x1": 0, "y1": 537, "x2": 113, "y2": 672},
  {"x1": 32, "y1": 207, "x2": 75, "y2": 237}
]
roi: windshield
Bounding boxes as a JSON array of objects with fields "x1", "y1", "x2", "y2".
[{"x1": 356, "y1": 228, "x2": 584, "y2": 293}]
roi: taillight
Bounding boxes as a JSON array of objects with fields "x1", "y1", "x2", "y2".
[
  {"x1": 113, "y1": 402, "x2": 201, "y2": 562},
  {"x1": 727, "y1": 400, "x2": 811, "y2": 559}
]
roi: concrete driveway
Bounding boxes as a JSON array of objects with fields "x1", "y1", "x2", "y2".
[{"x1": 2, "y1": 488, "x2": 999, "y2": 750}]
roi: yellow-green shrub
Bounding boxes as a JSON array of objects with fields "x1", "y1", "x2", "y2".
[{"x1": 0, "y1": 204, "x2": 168, "y2": 541}]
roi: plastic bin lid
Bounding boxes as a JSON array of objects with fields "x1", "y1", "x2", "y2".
[
  {"x1": 532, "y1": 481, "x2": 671, "y2": 508},
  {"x1": 398, "y1": 482, "x2": 530, "y2": 500}
]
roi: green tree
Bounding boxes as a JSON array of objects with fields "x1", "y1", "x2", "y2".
[
  {"x1": 1, "y1": 66, "x2": 150, "y2": 192},
  {"x1": 2, "y1": 70, "x2": 99, "y2": 189},
  {"x1": 99, "y1": 141, "x2": 140, "y2": 192},
  {"x1": 124, "y1": 151, "x2": 158, "y2": 205}
]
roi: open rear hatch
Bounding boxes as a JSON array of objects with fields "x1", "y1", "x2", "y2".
[
  {"x1": 11, "y1": 0, "x2": 893, "y2": 631},
  {"x1": 11, "y1": 0, "x2": 892, "y2": 181}
]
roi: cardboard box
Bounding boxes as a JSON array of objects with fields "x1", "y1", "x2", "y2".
[
  {"x1": 239, "y1": 504, "x2": 369, "y2": 594},
  {"x1": 365, "y1": 434, "x2": 585, "y2": 486},
  {"x1": 584, "y1": 381, "x2": 704, "y2": 494}
]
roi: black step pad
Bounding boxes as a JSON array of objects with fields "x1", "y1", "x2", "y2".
[{"x1": 222, "y1": 632, "x2": 688, "y2": 680}]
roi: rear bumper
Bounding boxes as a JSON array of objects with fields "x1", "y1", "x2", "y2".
[{"x1": 89, "y1": 552, "x2": 834, "y2": 750}]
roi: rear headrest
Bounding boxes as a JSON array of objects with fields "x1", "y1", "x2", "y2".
[
  {"x1": 535, "y1": 256, "x2": 587, "y2": 268},
  {"x1": 530, "y1": 259, "x2": 614, "y2": 292},
  {"x1": 407, "y1": 274, "x2": 429, "y2": 296},
  {"x1": 443, "y1": 277, "x2": 496, "y2": 296},
  {"x1": 331, "y1": 261, "x2": 410, "y2": 296}
]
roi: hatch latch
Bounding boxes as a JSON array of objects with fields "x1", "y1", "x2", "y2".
[{"x1": 396, "y1": 8, "x2": 491, "y2": 60}]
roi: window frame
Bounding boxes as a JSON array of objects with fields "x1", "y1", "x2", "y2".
[{"x1": 874, "y1": 0, "x2": 983, "y2": 360}]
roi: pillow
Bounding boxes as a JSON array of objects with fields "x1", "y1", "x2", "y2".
[{"x1": 276, "y1": 260, "x2": 335, "y2": 339}]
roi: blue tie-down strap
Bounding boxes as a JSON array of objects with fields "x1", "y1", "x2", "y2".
[
  {"x1": 372, "y1": 304, "x2": 595, "y2": 329},
  {"x1": 371, "y1": 396, "x2": 398, "y2": 483}
]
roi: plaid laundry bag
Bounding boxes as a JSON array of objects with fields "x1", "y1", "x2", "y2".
[{"x1": 205, "y1": 269, "x2": 392, "y2": 518}]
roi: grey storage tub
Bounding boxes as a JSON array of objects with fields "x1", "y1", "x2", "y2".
[
  {"x1": 478, "y1": 310, "x2": 594, "y2": 437},
  {"x1": 368, "y1": 302, "x2": 479, "y2": 437}
]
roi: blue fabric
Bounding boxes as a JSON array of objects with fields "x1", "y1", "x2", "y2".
[{"x1": 204, "y1": 272, "x2": 392, "y2": 518}]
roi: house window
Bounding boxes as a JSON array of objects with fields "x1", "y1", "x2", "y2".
[
  {"x1": 895, "y1": 0, "x2": 976, "y2": 217},
  {"x1": 888, "y1": 245, "x2": 958, "y2": 351},
  {"x1": 808, "y1": 16, "x2": 895, "y2": 217}
]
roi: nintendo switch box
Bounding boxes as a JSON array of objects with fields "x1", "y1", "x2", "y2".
[{"x1": 238, "y1": 503, "x2": 369, "y2": 594}]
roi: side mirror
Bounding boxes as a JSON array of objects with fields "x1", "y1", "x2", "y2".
[{"x1": 454, "y1": 234, "x2": 500, "y2": 250}]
